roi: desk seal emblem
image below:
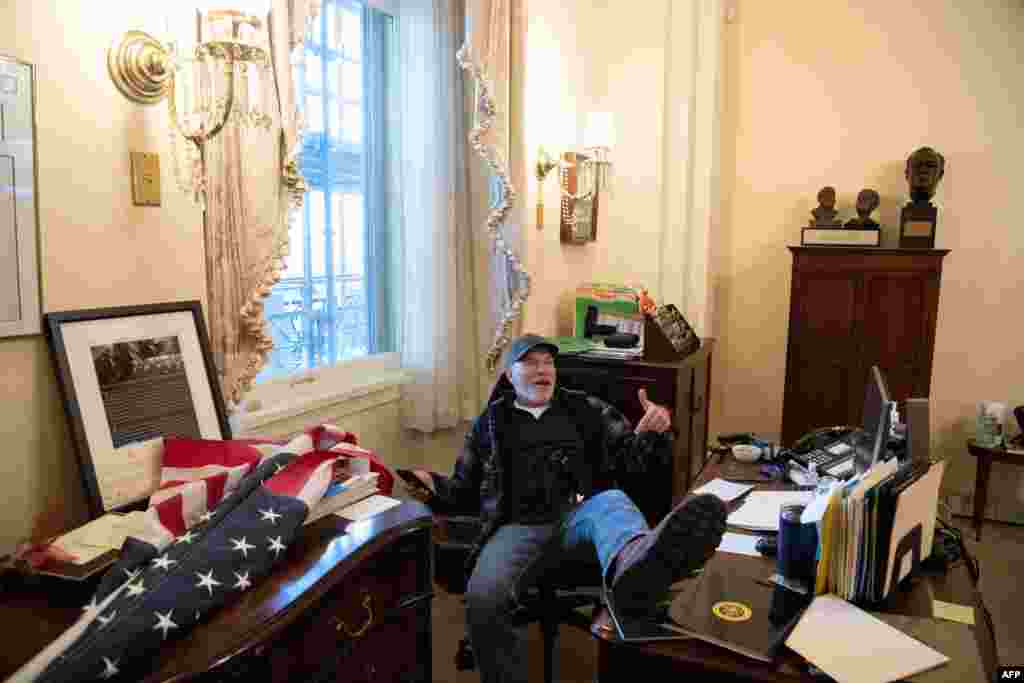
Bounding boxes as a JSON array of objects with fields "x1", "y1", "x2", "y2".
[{"x1": 712, "y1": 601, "x2": 752, "y2": 622}]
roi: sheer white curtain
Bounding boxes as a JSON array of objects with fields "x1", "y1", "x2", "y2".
[{"x1": 398, "y1": 0, "x2": 478, "y2": 432}]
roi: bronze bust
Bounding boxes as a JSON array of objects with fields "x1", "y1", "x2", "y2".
[
  {"x1": 810, "y1": 186, "x2": 842, "y2": 228},
  {"x1": 845, "y1": 189, "x2": 881, "y2": 229},
  {"x1": 906, "y1": 146, "x2": 945, "y2": 202},
  {"x1": 900, "y1": 146, "x2": 945, "y2": 247}
]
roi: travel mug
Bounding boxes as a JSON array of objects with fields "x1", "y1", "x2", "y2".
[{"x1": 777, "y1": 504, "x2": 818, "y2": 587}]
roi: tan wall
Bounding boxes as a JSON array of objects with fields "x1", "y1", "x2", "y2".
[
  {"x1": 518, "y1": 1, "x2": 1023, "y2": 511},
  {"x1": 715, "y1": 1, "x2": 1024, "y2": 506},
  {"x1": 0, "y1": 2, "x2": 204, "y2": 553},
  {"x1": 2, "y1": 0, "x2": 1021, "y2": 555},
  {"x1": 519, "y1": 0, "x2": 670, "y2": 335}
]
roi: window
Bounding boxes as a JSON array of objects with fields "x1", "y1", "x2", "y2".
[{"x1": 258, "y1": 0, "x2": 400, "y2": 383}]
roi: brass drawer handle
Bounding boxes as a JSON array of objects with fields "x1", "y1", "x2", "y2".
[{"x1": 336, "y1": 591, "x2": 375, "y2": 639}]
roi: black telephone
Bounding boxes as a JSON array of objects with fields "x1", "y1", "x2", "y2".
[
  {"x1": 790, "y1": 426, "x2": 856, "y2": 454},
  {"x1": 788, "y1": 425, "x2": 858, "y2": 474}
]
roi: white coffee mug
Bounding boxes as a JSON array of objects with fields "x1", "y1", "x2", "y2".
[{"x1": 732, "y1": 444, "x2": 762, "y2": 463}]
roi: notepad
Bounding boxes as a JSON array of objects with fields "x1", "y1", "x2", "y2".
[
  {"x1": 716, "y1": 532, "x2": 761, "y2": 557},
  {"x1": 726, "y1": 490, "x2": 814, "y2": 531},
  {"x1": 693, "y1": 478, "x2": 755, "y2": 503},
  {"x1": 785, "y1": 595, "x2": 949, "y2": 683}
]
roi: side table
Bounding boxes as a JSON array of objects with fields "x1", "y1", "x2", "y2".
[{"x1": 966, "y1": 438, "x2": 1024, "y2": 541}]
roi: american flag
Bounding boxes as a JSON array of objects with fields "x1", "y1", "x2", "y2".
[{"x1": 8, "y1": 427, "x2": 367, "y2": 683}]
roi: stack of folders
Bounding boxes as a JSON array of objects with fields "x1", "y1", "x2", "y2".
[
  {"x1": 813, "y1": 458, "x2": 945, "y2": 603},
  {"x1": 304, "y1": 472, "x2": 381, "y2": 526}
]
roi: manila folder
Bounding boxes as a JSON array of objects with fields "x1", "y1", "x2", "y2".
[{"x1": 786, "y1": 595, "x2": 948, "y2": 683}]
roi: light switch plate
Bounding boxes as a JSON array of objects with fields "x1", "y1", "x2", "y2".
[{"x1": 130, "y1": 151, "x2": 161, "y2": 206}]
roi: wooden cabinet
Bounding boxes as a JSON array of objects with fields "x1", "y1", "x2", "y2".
[
  {"x1": 781, "y1": 247, "x2": 948, "y2": 446},
  {"x1": 556, "y1": 340, "x2": 714, "y2": 524}
]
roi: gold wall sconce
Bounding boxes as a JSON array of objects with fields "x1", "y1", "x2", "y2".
[
  {"x1": 107, "y1": 6, "x2": 273, "y2": 206},
  {"x1": 535, "y1": 146, "x2": 558, "y2": 230},
  {"x1": 552, "y1": 112, "x2": 615, "y2": 244}
]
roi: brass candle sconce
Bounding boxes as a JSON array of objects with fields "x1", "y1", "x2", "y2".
[{"x1": 535, "y1": 146, "x2": 558, "y2": 230}]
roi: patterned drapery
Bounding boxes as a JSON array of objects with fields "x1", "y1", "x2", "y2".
[
  {"x1": 459, "y1": 0, "x2": 529, "y2": 373},
  {"x1": 201, "y1": 1, "x2": 319, "y2": 410}
]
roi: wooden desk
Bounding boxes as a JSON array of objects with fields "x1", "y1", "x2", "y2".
[
  {"x1": 0, "y1": 502, "x2": 433, "y2": 683},
  {"x1": 966, "y1": 438, "x2": 1024, "y2": 541},
  {"x1": 591, "y1": 456, "x2": 998, "y2": 682}
]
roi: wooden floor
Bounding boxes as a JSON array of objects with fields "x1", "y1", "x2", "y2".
[{"x1": 429, "y1": 515, "x2": 1024, "y2": 682}]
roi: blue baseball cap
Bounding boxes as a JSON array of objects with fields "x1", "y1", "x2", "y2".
[{"x1": 504, "y1": 335, "x2": 560, "y2": 370}]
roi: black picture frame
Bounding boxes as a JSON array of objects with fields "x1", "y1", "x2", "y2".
[{"x1": 45, "y1": 301, "x2": 231, "y2": 518}]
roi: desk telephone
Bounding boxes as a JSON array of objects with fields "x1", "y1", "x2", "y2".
[{"x1": 788, "y1": 425, "x2": 860, "y2": 476}]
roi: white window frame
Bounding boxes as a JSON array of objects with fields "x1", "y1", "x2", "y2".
[{"x1": 238, "y1": 0, "x2": 405, "y2": 433}]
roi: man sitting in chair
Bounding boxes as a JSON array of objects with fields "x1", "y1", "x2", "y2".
[{"x1": 403, "y1": 335, "x2": 727, "y2": 683}]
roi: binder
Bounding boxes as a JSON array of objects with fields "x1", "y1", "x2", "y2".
[
  {"x1": 814, "y1": 459, "x2": 945, "y2": 603},
  {"x1": 667, "y1": 559, "x2": 810, "y2": 662},
  {"x1": 878, "y1": 460, "x2": 944, "y2": 599}
]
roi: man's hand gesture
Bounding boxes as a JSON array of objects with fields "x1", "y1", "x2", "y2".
[{"x1": 634, "y1": 388, "x2": 672, "y2": 434}]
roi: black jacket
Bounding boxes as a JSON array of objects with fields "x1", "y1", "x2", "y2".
[{"x1": 429, "y1": 383, "x2": 672, "y2": 574}]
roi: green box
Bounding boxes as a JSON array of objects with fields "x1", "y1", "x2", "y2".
[{"x1": 573, "y1": 284, "x2": 639, "y2": 338}]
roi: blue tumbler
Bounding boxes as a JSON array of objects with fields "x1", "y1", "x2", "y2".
[{"x1": 777, "y1": 504, "x2": 818, "y2": 587}]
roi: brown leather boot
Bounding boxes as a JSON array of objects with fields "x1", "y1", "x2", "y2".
[{"x1": 610, "y1": 493, "x2": 727, "y2": 613}]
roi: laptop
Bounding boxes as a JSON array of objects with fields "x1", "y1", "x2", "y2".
[{"x1": 605, "y1": 579, "x2": 698, "y2": 642}]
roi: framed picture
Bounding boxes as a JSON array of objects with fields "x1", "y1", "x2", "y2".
[
  {"x1": 0, "y1": 55, "x2": 42, "y2": 338},
  {"x1": 45, "y1": 301, "x2": 230, "y2": 517}
]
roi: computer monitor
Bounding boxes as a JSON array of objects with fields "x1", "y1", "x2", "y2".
[
  {"x1": 862, "y1": 365, "x2": 891, "y2": 439},
  {"x1": 856, "y1": 365, "x2": 894, "y2": 471}
]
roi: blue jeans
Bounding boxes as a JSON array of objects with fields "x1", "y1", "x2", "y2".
[{"x1": 464, "y1": 489, "x2": 648, "y2": 683}]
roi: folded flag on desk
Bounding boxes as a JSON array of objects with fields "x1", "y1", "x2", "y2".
[{"x1": 9, "y1": 431, "x2": 348, "y2": 683}]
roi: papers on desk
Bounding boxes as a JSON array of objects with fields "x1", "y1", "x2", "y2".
[
  {"x1": 932, "y1": 599, "x2": 975, "y2": 626},
  {"x1": 726, "y1": 491, "x2": 814, "y2": 531},
  {"x1": 785, "y1": 595, "x2": 949, "y2": 683},
  {"x1": 715, "y1": 532, "x2": 761, "y2": 557},
  {"x1": 693, "y1": 478, "x2": 755, "y2": 503},
  {"x1": 337, "y1": 494, "x2": 402, "y2": 521},
  {"x1": 51, "y1": 511, "x2": 151, "y2": 564}
]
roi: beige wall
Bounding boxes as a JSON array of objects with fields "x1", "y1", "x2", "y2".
[
  {"x1": 519, "y1": 0, "x2": 671, "y2": 335},
  {"x1": 715, "y1": 0, "x2": 1024, "y2": 511},
  {"x1": 2, "y1": 0, "x2": 1021, "y2": 554},
  {"x1": 0, "y1": 2, "x2": 206, "y2": 553},
  {"x1": 518, "y1": 1, "x2": 1023, "y2": 512}
]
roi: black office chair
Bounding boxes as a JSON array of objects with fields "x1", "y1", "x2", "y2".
[
  {"x1": 426, "y1": 374, "x2": 673, "y2": 682},
  {"x1": 433, "y1": 514, "x2": 605, "y2": 683}
]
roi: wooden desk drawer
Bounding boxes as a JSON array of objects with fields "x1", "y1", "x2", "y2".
[
  {"x1": 336, "y1": 604, "x2": 431, "y2": 682},
  {"x1": 270, "y1": 532, "x2": 430, "y2": 680}
]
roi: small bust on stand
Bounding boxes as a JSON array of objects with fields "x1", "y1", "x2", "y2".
[
  {"x1": 907, "y1": 146, "x2": 945, "y2": 203},
  {"x1": 900, "y1": 146, "x2": 945, "y2": 247},
  {"x1": 809, "y1": 186, "x2": 842, "y2": 228},
  {"x1": 845, "y1": 189, "x2": 881, "y2": 229}
]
